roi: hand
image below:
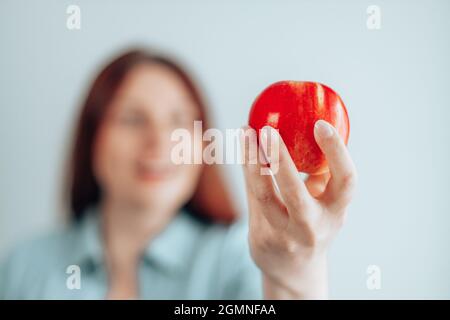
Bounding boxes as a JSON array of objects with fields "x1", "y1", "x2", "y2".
[{"x1": 240, "y1": 120, "x2": 357, "y2": 299}]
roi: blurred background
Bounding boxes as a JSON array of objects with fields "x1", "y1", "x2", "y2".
[{"x1": 0, "y1": 0, "x2": 449, "y2": 299}]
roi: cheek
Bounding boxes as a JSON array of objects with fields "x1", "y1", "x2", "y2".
[
  {"x1": 182, "y1": 135, "x2": 204, "y2": 182},
  {"x1": 172, "y1": 163, "x2": 203, "y2": 198},
  {"x1": 93, "y1": 127, "x2": 139, "y2": 187}
]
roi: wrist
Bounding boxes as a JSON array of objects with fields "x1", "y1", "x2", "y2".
[{"x1": 262, "y1": 253, "x2": 329, "y2": 300}]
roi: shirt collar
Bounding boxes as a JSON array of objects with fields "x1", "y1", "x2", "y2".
[
  {"x1": 142, "y1": 208, "x2": 202, "y2": 274},
  {"x1": 72, "y1": 206, "x2": 203, "y2": 274},
  {"x1": 72, "y1": 206, "x2": 104, "y2": 270}
]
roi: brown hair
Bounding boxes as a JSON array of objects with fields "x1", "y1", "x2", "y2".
[{"x1": 65, "y1": 49, "x2": 238, "y2": 224}]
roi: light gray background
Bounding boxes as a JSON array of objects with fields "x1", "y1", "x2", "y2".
[{"x1": 1, "y1": 0, "x2": 449, "y2": 299}]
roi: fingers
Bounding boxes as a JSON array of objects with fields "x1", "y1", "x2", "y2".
[
  {"x1": 240, "y1": 126, "x2": 287, "y2": 228},
  {"x1": 259, "y1": 126, "x2": 313, "y2": 216},
  {"x1": 313, "y1": 120, "x2": 357, "y2": 211},
  {"x1": 305, "y1": 172, "x2": 330, "y2": 198}
]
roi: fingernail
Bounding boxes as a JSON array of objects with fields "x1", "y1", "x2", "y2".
[
  {"x1": 260, "y1": 127, "x2": 269, "y2": 154},
  {"x1": 239, "y1": 127, "x2": 248, "y2": 154},
  {"x1": 315, "y1": 120, "x2": 334, "y2": 138},
  {"x1": 238, "y1": 129, "x2": 244, "y2": 148}
]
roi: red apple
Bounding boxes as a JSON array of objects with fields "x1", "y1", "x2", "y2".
[{"x1": 248, "y1": 81, "x2": 349, "y2": 175}]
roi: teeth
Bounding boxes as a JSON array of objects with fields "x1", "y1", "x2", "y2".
[{"x1": 138, "y1": 162, "x2": 171, "y2": 174}]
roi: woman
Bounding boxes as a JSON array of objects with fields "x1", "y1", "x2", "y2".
[{"x1": 0, "y1": 49, "x2": 357, "y2": 299}]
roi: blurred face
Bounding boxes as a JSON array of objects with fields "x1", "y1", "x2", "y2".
[{"x1": 93, "y1": 62, "x2": 203, "y2": 212}]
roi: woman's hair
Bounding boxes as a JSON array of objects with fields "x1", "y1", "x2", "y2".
[{"x1": 65, "y1": 49, "x2": 238, "y2": 224}]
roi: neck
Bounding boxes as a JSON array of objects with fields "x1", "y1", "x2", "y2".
[
  {"x1": 101, "y1": 200, "x2": 175, "y2": 241},
  {"x1": 100, "y1": 197, "x2": 178, "y2": 299}
]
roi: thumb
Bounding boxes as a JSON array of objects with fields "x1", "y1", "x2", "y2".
[{"x1": 313, "y1": 119, "x2": 357, "y2": 210}]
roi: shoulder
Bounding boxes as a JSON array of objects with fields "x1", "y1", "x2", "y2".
[
  {"x1": 184, "y1": 212, "x2": 263, "y2": 299},
  {"x1": 218, "y1": 218, "x2": 263, "y2": 299},
  {"x1": 180, "y1": 210, "x2": 249, "y2": 260},
  {"x1": 183, "y1": 209, "x2": 248, "y2": 246},
  {"x1": 0, "y1": 225, "x2": 79, "y2": 299}
]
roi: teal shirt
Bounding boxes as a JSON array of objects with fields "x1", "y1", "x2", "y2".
[{"x1": 0, "y1": 207, "x2": 263, "y2": 299}]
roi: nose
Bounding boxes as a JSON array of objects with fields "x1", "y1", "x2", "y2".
[{"x1": 142, "y1": 121, "x2": 173, "y2": 156}]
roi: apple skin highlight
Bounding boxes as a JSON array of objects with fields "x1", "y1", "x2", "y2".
[{"x1": 248, "y1": 81, "x2": 350, "y2": 175}]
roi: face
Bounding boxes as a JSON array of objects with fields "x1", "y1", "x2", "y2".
[{"x1": 93, "y1": 63, "x2": 203, "y2": 212}]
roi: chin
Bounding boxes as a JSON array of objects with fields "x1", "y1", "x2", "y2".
[{"x1": 131, "y1": 182, "x2": 183, "y2": 206}]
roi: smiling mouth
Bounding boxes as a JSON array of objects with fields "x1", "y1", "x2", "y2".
[{"x1": 136, "y1": 162, "x2": 175, "y2": 182}]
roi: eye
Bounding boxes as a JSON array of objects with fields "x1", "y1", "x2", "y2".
[
  {"x1": 170, "y1": 110, "x2": 195, "y2": 128},
  {"x1": 170, "y1": 103, "x2": 202, "y2": 128},
  {"x1": 118, "y1": 111, "x2": 147, "y2": 127}
]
